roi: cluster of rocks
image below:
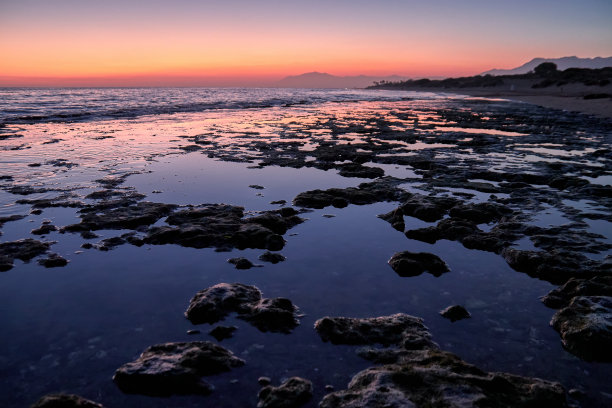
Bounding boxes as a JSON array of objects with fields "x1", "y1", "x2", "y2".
[
  {"x1": 185, "y1": 283, "x2": 301, "y2": 333},
  {"x1": 315, "y1": 313, "x2": 568, "y2": 407}
]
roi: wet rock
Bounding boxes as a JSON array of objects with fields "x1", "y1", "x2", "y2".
[
  {"x1": 31, "y1": 224, "x2": 58, "y2": 235},
  {"x1": 31, "y1": 393, "x2": 105, "y2": 408},
  {"x1": 439, "y1": 305, "x2": 471, "y2": 322},
  {"x1": 542, "y1": 276, "x2": 612, "y2": 309},
  {"x1": 270, "y1": 200, "x2": 287, "y2": 205},
  {"x1": 405, "y1": 217, "x2": 479, "y2": 245},
  {"x1": 113, "y1": 341, "x2": 244, "y2": 396},
  {"x1": 0, "y1": 214, "x2": 26, "y2": 228},
  {"x1": 293, "y1": 179, "x2": 405, "y2": 209},
  {"x1": 315, "y1": 314, "x2": 436, "y2": 349},
  {"x1": 185, "y1": 283, "x2": 301, "y2": 333},
  {"x1": 400, "y1": 194, "x2": 459, "y2": 222},
  {"x1": 257, "y1": 377, "x2": 313, "y2": 408},
  {"x1": 209, "y1": 325, "x2": 237, "y2": 341},
  {"x1": 228, "y1": 257, "x2": 256, "y2": 269},
  {"x1": 186, "y1": 283, "x2": 263, "y2": 324},
  {"x1": 0, "y1": 239, "x2": 50, "y2": 271},
  {"x1": 187, "y1": 329, "x2": 200, "y2": 335},
  {"x1": 449, "y1": 202, "x2": 513, "y2": 223},
  {"x1": 240, "y1": 297, "x2": 300, "y2": 333},
  {"x1": 550, "y1": 296, "x2": 612, "y2": 362},
  {"x1": 37, "y1": 253, "x2": 68, "y2": 268},
  {"x1": 65, "y1": 201, "x2": 176, "y2": 232},
  {"x1": 320, "y1": 348, "x2": 567, "y2": 408},
  {"x1": 144, "y1": 204, "x2": 301, "y2": 251},
  {"x1": 259, "y1": 251, "x2": 286, "y2": 263},
  {"x1": 337, "y1": 163, "x2": 384, "y2": 179},
  {"x1": 388, "y1": 251, "x2": 450, "y2": 277},
  {"x1": 502, "y1": 248, "x2": 600, "y2": 284},
  {"x1": 258, "y1": 376, "x2": 272, "y2": 386},
  {"x1": 378, "y1": 208, "x2": 404, "y2": 231},
  {"x1": 249, "y1": 184, "x2": 265, "y2": 190}
]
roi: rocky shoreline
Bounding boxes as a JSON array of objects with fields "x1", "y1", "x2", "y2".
[{"x1": 0, "y1": 95, "x2": 610, "y2": 406}]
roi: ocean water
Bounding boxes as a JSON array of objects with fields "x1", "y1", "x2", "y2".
[{"x1": 0, "y1": 88, "x2": 610, "y2": 407}]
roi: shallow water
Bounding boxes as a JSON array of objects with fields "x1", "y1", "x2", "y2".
[{"x1": 0, "y1": 88, "x2": 611, "y2": 407}]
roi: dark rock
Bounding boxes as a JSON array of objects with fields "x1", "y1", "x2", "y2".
[
  {"x1": 0, "y1": 214, "x2": 26, "y2": 228},
  {"x1": 185, "y1": 283, "x2": 301, "y2": 333},
  {"x1": 37, "y1": 253, "x2": 68, "y2": 268},
  {"x1": 388, "y1": 251, "x2": 450, "y2": 277},
  {"x1": 144, "y1": 204, "x2": 301, "y2": 251},
  {"x1": 502, "y1": 248, "x2": 600, "y2": 284},
  {"x1": 550, "y1": 296, "x2": 612, "y2": 362},
  {"x1": 270, "y1": 200, "x2": 287, "y2": 205},
  {"x1": 228, "y1": 257, "x2": 256, "y2": 269},
  {"x1": 259, "y1": 251, "x2": 286, "y2": 264},
  {"x1": 315, "y1": 313, "x2": 436, "y2": 349},
  {"x1": 257, "y1": 377, "x2": 313, "y2": 408},
  {"x1": 542, "y1": 276, "x2": 612, "y2": 309},
  {"x1": 65, "y1": 201, "x2": 176, "y2": 232},
  {"x1": 439, "y1": 305, "x2": 471, "y2": 322},
  {"x1": 80, "y1": 231, "x2": 99, "y2": 239},
  {"x1": 337, "y1": 163, "x2": 384, "y2": 179},
  {"x1": 320, "y1": 348, "x2": 567, "y2": 408},
  {"x1": 449, "y1": 202, "x2": 513, "y2": 223},
  {"x1": 0, "y1": 239, "x2": 50, "y2": 271},
  {"x1": 80, "y1": 243, "x2": 93, "y2": 249},
  {"x1": 240, "y1": 297, "x2": 300, "y2": 333},
  {"x1": 113, "y1": 341, "x2": 244, "y2": 396},
  {"x1": 293, "y1": 179, "x2": 405, "y2": 209},
  {"x1": 378, "y1": 208, "x2": 404, "y2": 231},
  {"x1": 400, "y1": 194, "x2": 459, "y2": 222},
  {"x1": 31, "y1": 393, "x2": 105, "y2": 408},
  {"x1": 249, "y1": 184, "x2": 265, "y2": 190},
  {"x1": 186, "y1": 283, "x2": 263, "y2": 325},
  {"x1": 258, "y1": 376, "x2": 272, "y2": 386},
  {"x1": 325, "y1": 385, "x2": 334, "y2": 392},
  {"x1": 209, "y1": 325, "x2": 237, "y2": 341}
]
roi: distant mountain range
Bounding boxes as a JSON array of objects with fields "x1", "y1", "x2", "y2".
[
  {"x1": 275, "y1": 72, "x2": 411, "y2": 88},
  {"x1": 481, "y1": 56, "x2": 612, "y2": 76}
]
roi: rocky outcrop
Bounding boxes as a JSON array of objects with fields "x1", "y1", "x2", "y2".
[
  {"x1": 257, "y1": 377, "x2": 313, "y2": 408},
  {"x1": 31, "y1": 394, "x2": 105, "y2": 408},
  {"x1": 542, "y1": 275, "x2": 612, "y2": 308},
  {"x1": 113, "y1": 341, "x2": 244, "y2": 396},
  {"x1": 186, "y1": 283, "x2": 300, "y2": 333},
  {"x1": 550, "y1": 296, "x2": 612, "y2": 362},
  {"x1": 0, "y1": 238, "x2": 50, "y2": 271},
  {"x1": 387, "y1": 251, "x2": 450, "y2": 277},
  {"x1": 316, "y1": 313, "x2": 567, "y2": 407},
  {"x1": 319, "y1": 348, "x2": 567, "y2": 408}
]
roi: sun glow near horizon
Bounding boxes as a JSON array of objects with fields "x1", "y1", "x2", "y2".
[{"x1": 1, "y1": 0, "x2": 611, "y2": 86}]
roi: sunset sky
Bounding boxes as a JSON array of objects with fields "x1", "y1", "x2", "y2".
[{"x1": 1, "y1": 0, "x2": 611, "y2": 86}]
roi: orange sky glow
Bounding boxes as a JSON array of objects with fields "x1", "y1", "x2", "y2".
[{"x1": 1, "y1": 0, "x2": 611, "y2": 87}]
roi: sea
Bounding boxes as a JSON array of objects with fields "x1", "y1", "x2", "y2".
[{"x1": 0, "y1": 88, "x2": 610, "y2": 407}]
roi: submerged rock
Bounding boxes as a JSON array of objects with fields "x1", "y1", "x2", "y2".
[
  {"x1": 0, "y1": 238, "x2": 50, "y2": 271},
  {"x1": 186, "y1": 283, "x2": 301, "y2": 333},
  {"x1": 388, "y1": 251, "x2": 450, "y2": 277},
  {"x1": 550, "y1": 296, "x2": 612, "y2": 362},
  {"x1": 439, "y1": 305, "x2": 471, "y2": 322},
  {"x1": 113, "y1": 341, "x2": 244, "y2": 396},
  {"x1": 31, "y1": 393, "x2": 105, "y2": 408},
  {"x1": 257, "y1": 377, "x2": 313, "y2": 408}
]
